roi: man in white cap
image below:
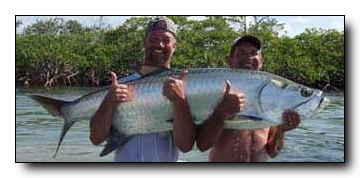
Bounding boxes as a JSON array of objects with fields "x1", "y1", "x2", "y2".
[{"x1": 90, "y1": 17, "x2": 195, "y2": 162}]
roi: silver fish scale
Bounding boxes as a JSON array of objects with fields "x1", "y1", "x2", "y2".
[
  {"x1": 111, "y1": 68, "x2": 277, "y2": 134},
  {"x1": 31, "y1": 68, "x2": 327, "y2": 157},
  {"x1": 113, "y1": 77, "x2": 174, "y2": 134},
  {"x1": 60, "y1": 68, "x2": 322, "y2": 135}
]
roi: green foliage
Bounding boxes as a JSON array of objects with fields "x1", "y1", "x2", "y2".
[{"x1": 16, "y1": 16, "x2": 344, "y2": 89}]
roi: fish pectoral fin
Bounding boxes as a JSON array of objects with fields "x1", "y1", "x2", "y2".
[
  {"x1": 99, "y1": 132, "x2": 129, "y2": 157},
  {"x1": 165, "y1": 119, "x2": 173, "y2": 123},
  {"x1": 233, "y1": 114, "x2": 264, "y2": 121}
]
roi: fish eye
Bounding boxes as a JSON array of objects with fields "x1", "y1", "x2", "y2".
[{"x1": 300, "y1": 88, "x2": 313, "y2": 97}]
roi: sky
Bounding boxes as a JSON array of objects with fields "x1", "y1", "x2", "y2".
[
  {"x1": 15, "y1": 16, "x2": 344, "y2": 37},
  {"x1": 274, "y1": 16, "x2": 344, "y2": 36}
]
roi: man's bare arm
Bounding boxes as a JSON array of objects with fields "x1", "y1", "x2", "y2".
[
  {"x1": 89, "y1": 72, "x2": 132, "y2": 145},
  {"x1": 197, "y1": 81, "x2": 246, "y2": 152}
]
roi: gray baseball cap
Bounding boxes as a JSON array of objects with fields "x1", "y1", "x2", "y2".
[
  {"x1": 232, "y1": 35, "x2": 261, "y2": 50},
  {"x1": 147, "y1": 17, "x2": 177, "y2": 37}
]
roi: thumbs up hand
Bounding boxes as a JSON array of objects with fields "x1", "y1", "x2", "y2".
[
  {"x1": 162, "y1": 70, "x2": 187, "y2": 104},
  {"x1": 110, "y1": 71, "x2": 120, "y2": 87},
  {"x1": 104, "y1": 71, "x2": 133, "y2": 105},
  {"x1": 215, "y1": 80, "x2": 246, "y2": 116}
]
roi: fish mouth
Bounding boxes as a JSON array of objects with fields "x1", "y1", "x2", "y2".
[
  {"x1": 291, "y1": 91, "x2": 329, "y2": 117},
  {"x1": 316, "y1": 84, "x2": 331, "y2": 110},
  {"x1": 290, "y1": 97, "x2": 312, "y2": 111},
  {"x1": 290, "y1": 92, "x2": 320, "y2": 111},
  {"x1": 317, "y1": 94, "x2": 330, "y2": 111}
]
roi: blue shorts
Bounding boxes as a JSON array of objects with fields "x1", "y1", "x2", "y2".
[{"x1": 114, "y1": 132, "x2": 178, "y2": 162}]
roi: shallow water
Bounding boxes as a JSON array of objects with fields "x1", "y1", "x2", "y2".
[{"x1": 15, "y1": 87, "x2": 344, "y2": 162}]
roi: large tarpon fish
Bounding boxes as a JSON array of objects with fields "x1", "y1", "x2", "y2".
[{"x1": 30, "y1": 68, "x2": 328, "y2": 157}]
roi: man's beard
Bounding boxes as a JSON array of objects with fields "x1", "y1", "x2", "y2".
[
  {"x1": 238, "y1": 63, "x2": 256, "y2": 70},
  {"x1": 145, "y1": 48, "x2": 170, "y2": 66},
  {"x1": 237, "y1": 59, "x2": 260, "y2": 70}
]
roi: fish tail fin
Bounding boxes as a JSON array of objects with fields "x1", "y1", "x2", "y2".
[
  {"x1": 29, "y1": 95, "x2": 69, "y2": 117},
  {"x1": 29, "y1": 95, "x2": 73, "y2": 158},
  {"x1": 53, "y1": 121, "x2": 75, "y2": 158}
]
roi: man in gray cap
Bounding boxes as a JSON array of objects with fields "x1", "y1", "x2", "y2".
[
  {"x1": 196, "y1": 35, "x2": 301, "y2": 162},
  {"x1": 90, "y1": 17, "x2": 195, "y2": 162}
]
